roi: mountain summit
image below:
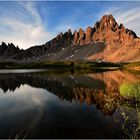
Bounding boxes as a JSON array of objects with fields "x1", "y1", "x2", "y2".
[
  {"x1": 2, "y1": 14, "x2": 140, "y2": 62},
  {"x1": 73, "y1": 14, "x2": 138, "y2": 46}
]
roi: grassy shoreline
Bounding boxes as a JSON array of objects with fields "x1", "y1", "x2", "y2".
[{"x1": 0, "y1": 60, "x2": 139, "y2": 72}]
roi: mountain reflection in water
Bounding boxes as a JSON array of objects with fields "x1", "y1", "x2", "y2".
[{"x1": 0, "y1": 69, "x2": 140, "y2": 138}]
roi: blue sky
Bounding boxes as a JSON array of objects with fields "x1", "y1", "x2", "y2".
[{"x1": 0, "y1": 1, "x2": 140, "y2": 49}]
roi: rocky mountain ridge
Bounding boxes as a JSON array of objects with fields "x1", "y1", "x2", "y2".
[
  {"x1": 0, "y1": 42, "x2": 20, "y2": 59},
  {"x1": 1, "y1": 14, "x2": 140, "y2": 62}
]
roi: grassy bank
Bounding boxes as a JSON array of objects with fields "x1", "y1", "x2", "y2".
[
  {"x1": 0, "y1": 60, "x2": 139, "y2": 71},
  {"x1": 0, "y1": 60, "x2": 122, "y2": 70}
]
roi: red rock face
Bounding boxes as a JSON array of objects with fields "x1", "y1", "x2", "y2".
[
  {"x1": 91, "y1": 15, "x2": 139, "y2": 51},
  {"x1": 78, "y1": 28, "x2": 85, "y2": 45},
  {"x1": 99, "y1": 14, "x2": 117, "y2": 30},
  {"x1": 85, "y1": 26, "x2": 93, "y2": 44},
  {"x1": 73, "y1": 30, "x2": 79, "y2": 46}
]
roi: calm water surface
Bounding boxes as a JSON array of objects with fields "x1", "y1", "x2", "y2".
[{"x1": 0, "y1": 69, "x2": 140, "y2": 138}]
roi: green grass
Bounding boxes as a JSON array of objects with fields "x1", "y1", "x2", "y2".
[{"x1": 120, "y1": 82, "x2": 140, "y2": 100}]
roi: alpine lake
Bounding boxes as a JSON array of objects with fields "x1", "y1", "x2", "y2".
[{"x1": 0, "y1": 69, "x2": 140, "y2": 139}]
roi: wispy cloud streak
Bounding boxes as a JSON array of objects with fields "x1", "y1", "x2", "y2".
[{"x1": 0, "y1": 2, "x2": 54, "y2": 49}]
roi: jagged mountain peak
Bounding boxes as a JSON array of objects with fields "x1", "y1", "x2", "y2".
[
  {"x1": 67, "y1": 14, "x2": 138, "y2": 46},
  {"x1": 100, "y1": 14, "x2": 116, "y2": 23},
  {"x1": 93, "y1": 14, "x2": 121, "y2": 32},
  {"x1": 119, "y1": 23, "x2": 125, "y2": 29},
  {"x1": 66, "y1": 29, "x2": 72, "y2": 34},
  {"x1": 99, "y1": 14, "x2": 117, "y2": 28},
  {"x1": 1, "y1": 42, "x2": 7, "y2": 46}
]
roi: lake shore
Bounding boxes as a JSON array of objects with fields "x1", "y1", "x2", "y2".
[{"x1": 0, "y1": 60, "x2": 139, "y2": 72}]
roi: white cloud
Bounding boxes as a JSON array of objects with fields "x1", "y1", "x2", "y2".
[{"x1": 0, "y1": 2, "x2": 55, "y2": 49}]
